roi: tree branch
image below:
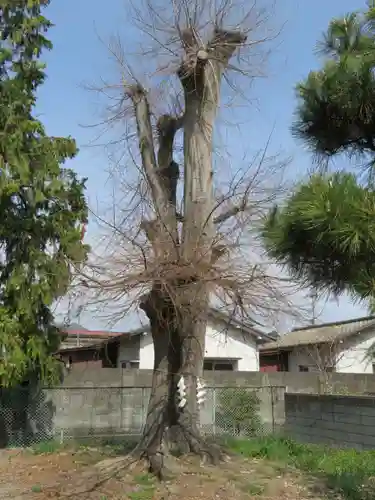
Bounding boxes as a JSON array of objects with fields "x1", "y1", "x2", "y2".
[
  {"x1": 128, "y1": 86, "x2": 181, "y2": 248},
  {"x1": 211, "y1": 244, "x2": 227, "y2": 264},
  {"x1": 214, "y1": 206, "x2": 243, "y2": 225},
  {"x1": 208, "y1": 28, "x2": 248, "y2": 66},
  {"x1": 177, "y1": 27, "x2": 247, "y2": 92},
  {"x1": 156, "y1": 114, "x2": 183, "y2": 206},
  {"x1": 140, "y1": 219, "x2": 159, "y2": 245},
  {"x1": 128, "y1": 84, "x2": 167, "y2": 209},
  {"x1": 176, "y1": 200, "x2": 249, "y2": 226}
]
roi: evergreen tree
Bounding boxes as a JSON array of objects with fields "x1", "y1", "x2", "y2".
[
  {"x1": 262, "y1": 1, "x2": 375, "y2": 308},
  {"x1": 0, "y1": 0, "x2": 88, "y2": 386}
]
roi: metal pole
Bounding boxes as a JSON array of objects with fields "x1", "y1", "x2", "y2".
[
  {"x1": 271, "y1": 386, "x2": 275, "y2": 434},
  {"x1": 212, "y1": 387, "x2": 216, "y2": 437}
]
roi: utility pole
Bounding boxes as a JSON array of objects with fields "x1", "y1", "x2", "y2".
[{"x1": 310, "y1": 289, "x2": 318, "y2": 325}]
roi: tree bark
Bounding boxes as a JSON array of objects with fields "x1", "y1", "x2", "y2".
[{"x1": 138, "y1": 286, "x2": 220, "y2": 478}]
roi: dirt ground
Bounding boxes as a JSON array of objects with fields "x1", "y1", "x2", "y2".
[{"x1": 0, "y1": 447, "x2": 336, "y2": 499}]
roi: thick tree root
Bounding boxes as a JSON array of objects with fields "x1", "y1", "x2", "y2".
[{"x1": 137, "y1": 423, "x2": 223, "y2": 480}]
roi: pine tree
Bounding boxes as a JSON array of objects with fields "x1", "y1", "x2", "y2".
[
  {"x1": 262, "y1": 2, "x2": 375, "y2": 307},
  {"x1": 0, "y1": 0, "x2": 88, "y2": 386}
]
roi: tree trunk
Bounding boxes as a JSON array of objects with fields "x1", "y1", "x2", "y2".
[
  {"x1": 175, "y1": 284, "x2": 207, "y2": 446},
  {"x1": 139, "y1": 287, "x2": 220, "y2": 478},
  {"x1": 131, "y1": 29, "x2": 246, "y2": 480}
]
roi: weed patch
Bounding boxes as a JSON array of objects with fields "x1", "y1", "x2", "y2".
[{"x1": 226, "y1": 435, "x2": 375, "y2": 500}]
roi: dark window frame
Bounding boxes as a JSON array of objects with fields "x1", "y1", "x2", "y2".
[
  {"x1": 298, "y1": 365, "x2": 309, "y2": 372},
  {"x1": 203, "y1": 359, "x2": 236, "y2": 371}
]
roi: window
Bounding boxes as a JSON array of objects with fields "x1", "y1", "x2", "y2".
[
  {"x1": 299, "y1": 365, "x2": 309, "y2": 372},
  {"x1": 214, "y1": 362, "x2": 234, "y2": 371},
  {"x1": 203, "y1": 359, "x2": 237, "y2": 371},
  {"x1": 121, "y1": 361, "x2": 139, "y2": 370}
]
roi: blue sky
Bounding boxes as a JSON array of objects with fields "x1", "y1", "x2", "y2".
[{"x1": 38, "y1": 0, "x2": 370, "y2": 329}]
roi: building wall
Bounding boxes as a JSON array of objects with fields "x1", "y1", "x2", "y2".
[
  {"x1": 259, "y1": 352, "x2": 289, "y2": 372},
  {"x1": 117, "y1": 335, "x2": 141, "y2": 367},
  {"x1": 285, "y1": 393, "x2": 375, "y2": 450},
  {"x1": 204, "y1": 320, "x2": 259, "y2": 371},
  {"x1": 60, "y1": 349, "x2": 103, "y2": 368},
  {"x1": 286, "y1": 329, "x2": 375, "y2": 374},
  {"x1": 335, "y1": 330, "x2": 374, "y2": 373},
  {"x1": 137, "y1": 318, "x2": 259, "y2": 371},
  {"x1": 139, "y1": 333, "x2": 154, "y2": 369},
  {"x1": 288, "y1": 349, "x2": 321, "y2": 373}
]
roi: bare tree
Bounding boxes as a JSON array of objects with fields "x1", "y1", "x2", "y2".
[
  {"x1": 295, "y1": 341, "x2": 353, "y2": 391},
  {"x1": 296, "y1": 343, "x2": 339, "y2": 373},
  {"x1": 76, "y1": 0, "x2": 301, "y2": 478}
]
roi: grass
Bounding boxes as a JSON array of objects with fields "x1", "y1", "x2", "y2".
[
  {"x1": 30, "y1": 440, "x2": 69, "y2": 455},
  {"x1": 240, "y1": 482, "x2": 264, "y2": 496},
  {"x1": 128, "y1": 473, "x2": 156, "y2": 500},
  {"x1": 226, "y1": 435, "x2": 375, "y2": 500},
  {"x1": 31, "y1": 483, "x2": 42, "y2": 493}
]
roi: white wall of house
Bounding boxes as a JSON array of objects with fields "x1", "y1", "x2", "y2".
[
  {"x1": 335, "y1": 333, "x2": 374, "y2": 374},
  {"x1": 288, "y1": 349, "x2": 321, "y2": 373},
  {"x1": 204, "y1": 320, "x2": 259, "y2": 371},
  {"x1": 139, "y1": 333, "x2": 154, "y2": 370},
  {"x1": 117, "y1": 335, "x2": 141, "y2": 367},
  {"x1": 117, "y1": 318, "x2": 260, "y2": 371},
  {"x1": 287, "y1": 330, "x2": 375, "y2": 374}
]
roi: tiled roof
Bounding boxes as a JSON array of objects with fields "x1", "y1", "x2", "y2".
[
  {"x1": 260, "y1": 316, "x2": 375, "y2": 351},
  {"x1": 58, "y1": 325, "x2": 147, "y2": 350},
  {"x1": 58, "y1": 308, "x2": 275, "y2": 342}
]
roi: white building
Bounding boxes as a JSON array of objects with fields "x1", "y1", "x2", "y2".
[
  {"x1": 259, "y1": 316, "x2": 375, "y2": 374},
  {"x1": 114, "y1": 309, "x2": 274, "y2": 372}
]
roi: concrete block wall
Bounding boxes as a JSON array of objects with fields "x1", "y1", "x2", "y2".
[
  {"x1": 285, "y1": 393, "x2": 375, "y2": 450},
  {"x1": 49, "y1": 369, "x2": 288, "y2": 438},
  {"x1": 48, "y1": 368, "x2": 375, "y2": 440},
  {"x1": 50, "y1": 386, "x2": 150, "y2": 438},
  {"x1": 6, "y1": 368, "x2": 375, "y2": 444},
  {"x1": 60, "y1": 368, "x2": 375, "y2": 395},
  {"x1": 47, "y1": 384, "x2": 283, "y2": 439}
]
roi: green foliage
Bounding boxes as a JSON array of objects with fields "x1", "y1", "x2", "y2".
[
  {"x1": 262, "y1": 2, "x2": 375, "y2": 306},
  {"x1": 129, "y1": 474, "x2": 156, "y2": 500},
  {"x1": 263, "y1": 172, "x2": 375, "y2": 299},
  {"x1": 216, "y1": 388, "x2": 262, "y2": 437},
  {"x1": 0, "y1": 1, "x2": 88, "y2": 386},
  {"x1": 293, "y1": 2, "x2": 375, "y2": 165},
  {"x1": 30, "y1": 439, "x2": 66, "y2": 455},
  {"x1": 227, "y1": 436, "x2": 375, "y2": 500},
  {"x1": 31, "y1": 484, "x2": 42, "y2": 493}
]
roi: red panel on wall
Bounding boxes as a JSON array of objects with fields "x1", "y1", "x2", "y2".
[{"x1": 260, "y1": 365, "x2": 279, "y2": 372}]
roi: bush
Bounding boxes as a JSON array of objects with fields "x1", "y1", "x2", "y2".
[{"x1": 216, "y1": 388, "x2": 262, "y2": 437}]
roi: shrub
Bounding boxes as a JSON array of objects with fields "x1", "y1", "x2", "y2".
[{"x1": 216, "y1": 388, "x2": 262, "y2": 437}]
